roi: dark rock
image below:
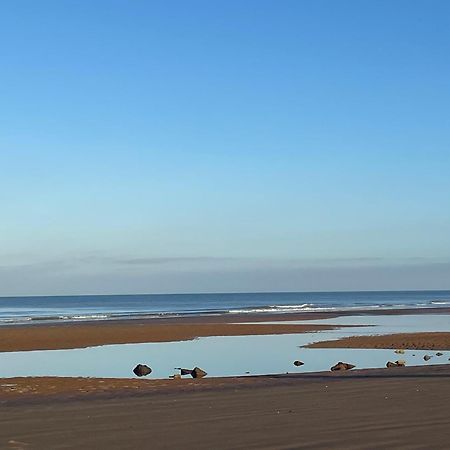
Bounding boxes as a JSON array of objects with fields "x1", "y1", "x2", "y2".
[
  {"x1": 175, "y1": 368, "x2": 193, "y2": 375},
  {"x1": 386, "y1": 360, "x2": 405, "y2": 368},
  {"x1": 293, "y1": 360, "x2": 304, "y2": 367},
  {"x1": 423, "y1": 355, "x2": 432, "y2": 361},
  {"x1": 133, "y1": 364, "x2": 152, "y2": 377},
  {"x1": 330, "y1": 362, "x2": 355, "y2": 371},
  {"x1": 436, "y1": 352, "x2": 443, "y2": 356},
  {"x1": 191, "y1": 367, "x2": 207, "y2": 378}
]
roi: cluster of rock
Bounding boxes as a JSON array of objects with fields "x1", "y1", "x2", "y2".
[
  {"x1": 132, "y1": 364, "x2": 207, "y2": 379},
  {"x1": 386, "y1": 360, "x2": 405, "y2": 368},
  {"x1": 132, "y1": 349, "x2": 447, "y2": 379},
  {"x1": 174, "y1": 367, "x2": 208, "y2": 378}
]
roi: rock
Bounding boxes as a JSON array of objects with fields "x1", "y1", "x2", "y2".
[
  {"x1": 330, "y1": 362, "x2": 355, "y2": 371},
  {"x1": 386, "y1": 360, "x2": 405, "y2": 368},
  {"x1": 394, "y1": 349, "x2": 405, "y2": 354},
  {"x1": 133, "y1": 364, "x2": 152, "y2": 377},
  {"x1": 436, "y1": 352, "x2": 443, "y2": 356},
  {"x1": 175, "y1": 368, "x2": 193, "y2": 375},
  {"x1": 191, "y1": 367, "x2": 207, "y2": 378},
  {"x1": 423, "y1": 355, "x2": 432, "y2": 361},
  {"x1": 170, "y1": 374, "x2": 182, "y2": 380},
  {"x1": 293, "y1": 360, "x2": 304, "y2": 367}
]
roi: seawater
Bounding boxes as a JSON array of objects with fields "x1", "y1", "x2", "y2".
[{"x1": 0, "y1": 290, "x2": 450, "y2": 324}]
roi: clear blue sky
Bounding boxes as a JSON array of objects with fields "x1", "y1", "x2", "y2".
[{"x1": 1, "y1": 0, "x2": 449, "y2": 295}]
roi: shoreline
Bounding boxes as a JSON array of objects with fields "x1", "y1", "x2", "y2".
[
  {"x1": 0, "y1": 363, "x2": 448, "y2": 401},
  {"x1": 0, "y1": 306, "x2": 449, "y2": 352}
]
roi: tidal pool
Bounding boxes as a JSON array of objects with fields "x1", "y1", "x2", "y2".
[{"x1": 0, "y1": 313, "x2": 448, "y2": 379}]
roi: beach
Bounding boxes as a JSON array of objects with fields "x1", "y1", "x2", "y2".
[
  {"x1": 1, "y1": 366, "x2": 450, "y2": 449},
  {"x1": 0, "y1": 307, "x2": 449, "y2": 448}
]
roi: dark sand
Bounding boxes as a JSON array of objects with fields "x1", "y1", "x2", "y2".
[{"x1": 1, "y1": 365, "x2": 450, "y2": 449}]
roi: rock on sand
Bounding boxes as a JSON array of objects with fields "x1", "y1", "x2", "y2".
[{"x1": 330, "y1": 362, "x2": 355, "y2": 371}]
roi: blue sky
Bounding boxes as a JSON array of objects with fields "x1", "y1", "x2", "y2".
[{"x1": 1, "y1": 0, "x2": 449, "y2": 295}]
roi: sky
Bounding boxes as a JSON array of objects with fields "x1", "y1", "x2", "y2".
[{"x1": 1, "y1": 0, "x2": 449, "y2": 296}]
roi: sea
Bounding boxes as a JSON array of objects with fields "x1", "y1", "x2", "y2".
[{"x1": 0, "y1": 290, "x2": 449, "y2": 325}]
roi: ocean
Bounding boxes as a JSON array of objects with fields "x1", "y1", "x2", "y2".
[{"x1": 0, "y1": 290, "x2": 449, "y2": 325}]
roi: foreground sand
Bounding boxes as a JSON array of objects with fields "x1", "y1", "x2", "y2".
[
  {"x1": 307, "y1": 332, "x2": 450, "y2": 350},
  {"x1": 1, "y1": 365, "x2": 450, "y2": 449}
]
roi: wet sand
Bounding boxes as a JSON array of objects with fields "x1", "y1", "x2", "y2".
[
  {"x1": 307, "y1": 332, "x2": 450, "y2": 350},
  {"x1": 1, "y1": 306, "x2": 450, "y2": 352},
  {"x1": 1, "y1": 365, "x2": 450, "y2": 449},
  {"x1": 0, "y1": 321, "x2": 338, "y2": 352}
]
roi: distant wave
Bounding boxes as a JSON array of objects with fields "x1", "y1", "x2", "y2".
[
  {"x1": 0, "y1": 295, "x2": 449, "y2": 325},
  {"x1": 227, "y1": 304, "x2": 384, "y2": 314}
]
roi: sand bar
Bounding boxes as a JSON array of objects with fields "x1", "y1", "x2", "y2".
[
  {"x1": 0, "y1": 321, "x2": 338, "y2": 352},
  {"x1": 307, "y1": 332, "x2": 450, "y2": 350}
]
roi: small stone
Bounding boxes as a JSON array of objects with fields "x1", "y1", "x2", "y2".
[
  {"x1": 330, "y1": 362, "x2": 355, "y2": 371},
  {"x1": 436, "y1": 352, "x2": 443, "y2": 356},
  {"x1": 395, "y1": 360, "x2": 406, "y2": 366},
  {"x1": 394, "y1": 349, "x2": 405, "y2": 354},
  {"x1": 293, "y1": 360, "x2": 304, "y2": 367},
  {"x1": 133, "y1": 364, "x2": 152, "y2": 377},
  {"x1": 423, "y1": 355, "x2": 432, "y2": 361}
]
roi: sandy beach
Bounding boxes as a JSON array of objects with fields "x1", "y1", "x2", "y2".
[
  {"x1": 1, "y1": 365, "x2": 450, "y2": 449},
  {"x1": 1, "y1": 308, "x2": 450, "y2": 449}
]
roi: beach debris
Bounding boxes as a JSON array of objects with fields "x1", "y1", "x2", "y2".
[
  {"x1": 293, "y1": 360, "x2": 304, "y2": 367},
  {"x1": 394, "y1": 349, "x2": 405, "y2": 354},
  {"x1": 386, "y1": 360, "x2": 406, "y2": 368},
  {"x1": 175, "y1": 368, "x2": 193, "y2": 376},
  {"x1": 191, "y1": 367, "x2": 207, "y2": 378},
  {"x1": 436, "y1": 352, "x2": 443, "y2": 356},
  {"x1": 423, "y1": 355, "x2": 432, "y2": 361},
  {"x1": 330, "y1": 362, "x2": 355, "y2": 371},
  {"x1": 133, "y1": 364, "x2": 152, "y2": 377}
]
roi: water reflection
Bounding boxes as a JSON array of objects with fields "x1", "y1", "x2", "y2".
[{"x1": 0, "y1": 316, "x2": 448, "y2": 379}]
